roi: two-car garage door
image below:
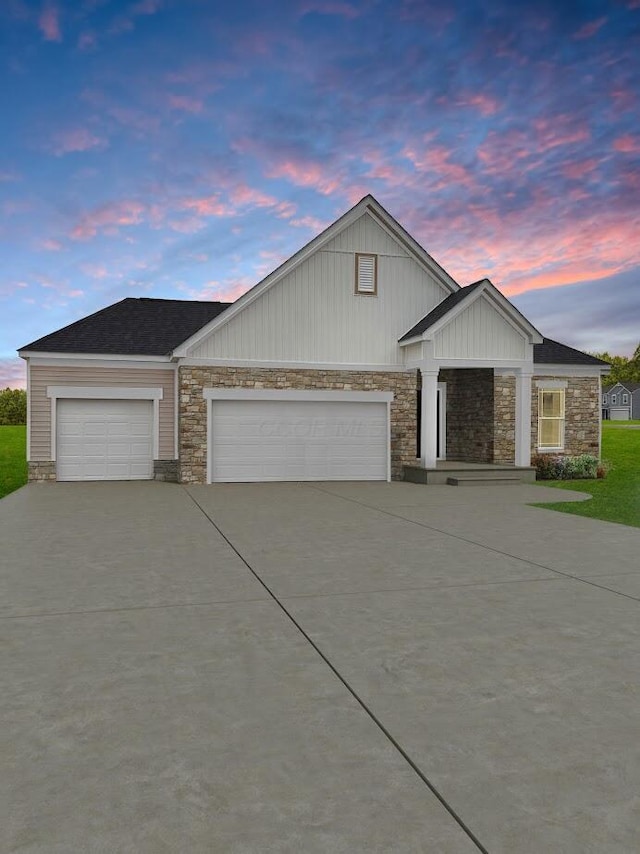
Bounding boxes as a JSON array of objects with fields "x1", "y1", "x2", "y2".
[
  {"x1": 56, "y1": 399, "x2": 154, "y2": 481},
  {"x1": 210, "y1": 398, "x2": 389, "y2": 482}
]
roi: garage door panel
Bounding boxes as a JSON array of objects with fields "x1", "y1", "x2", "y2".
[
  {"x1": 211, "y1": 399, "x2": 388, "y2": 482},
  {"x1": 57, "y1": 399, "x2": 154, "y2": 482}
]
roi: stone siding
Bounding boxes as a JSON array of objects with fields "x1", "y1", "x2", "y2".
[
  {"x1": 493, "y1": 374, "x2": 601, "y2": 463},
  {"x1": 28, "y1": 461, "x2": 56, "y2": 482},
  {"x1": 494, "y1": 375, "x2": 516, "y2": 464},
  {"x1": 179, "y1": 366, "x2": 417, "y2": 483},
  {"x1": 532, "y1": 376, "x2": 600, "y2": 457},
  {"x1": 153, "y1": 460, "x2": 180, "y2": 482},
  {"x1": 440, "y1": 369, "x2": 494, "y2": 462}
]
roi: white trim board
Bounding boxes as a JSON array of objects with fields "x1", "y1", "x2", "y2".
[
  {"x1": 20, "y1": 351, "x2": 171, "y2": 362},
  {"x1": 203, "y1": 389, "x2": 394, "y2": 403},
  {"x1": 182, "y1": 357, "x2": 409, "y2": 371},
  {"x1": 46, "y1": 386, "x2": 163, "y2": 400},
  {"x1": 29, "y1": 357, "x2": 176, "y2": 370}
]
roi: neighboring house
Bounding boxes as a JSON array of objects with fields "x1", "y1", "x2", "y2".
[
  {"x1": 18, "y1": 195, "x2": 610, "y2": 484},
  {"x1": 602, "y1": 382, "x2": 640, "y2": 420}
]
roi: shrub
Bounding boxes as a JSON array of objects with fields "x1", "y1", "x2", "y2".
[
  {"x1": 532, "y1": 453, "x2": 602, "y2": 481},
  {"x1": 0, "y1": 388, "x2": 27, "y2": 425}
]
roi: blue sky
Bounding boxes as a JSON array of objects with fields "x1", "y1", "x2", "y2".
[{"x1": 1, "y1": 0, "x2": 639, "y2": 385}]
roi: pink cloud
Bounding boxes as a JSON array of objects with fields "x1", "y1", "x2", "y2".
[
  {"x1": 613, "y1": 134, "x2": 640, "y2": 154},
  {"x1": 71, "y1": 199, "x2": 146, "y2": 239},
  {"x1": 38, "y1": 3, "x2": 62, "y2": 42},
  {"x1": 77, "y1": 30, "x2": 97, "y2": 51},
  {"x1": 563, "y1": 158, "x2": 599, "y2": 180},
  {"x1": 265, "y1": 158, "x2": 342, "y2": 196},
  {"x1": 40, "y1": 238, "x2": 64, "y2": 251},
  {"x1": 532, "y1": 117, "x2": 590, "y2": 152},
  {"x1": 454, "y1": 93, "x2": 502, "y2": 116},
  {"x1": 181, "y1": 195, "x2": 231, "y2": 217},
  {"x1": 80, "y1": 263, "x2": 109, "y2": 279},
  {"x1": 167, "y1": 94, "x2": 204, "y2": 114},
  {"x1": 0, "y1": 359, "x2": 26, "y2": 390},
  {"x1": 48, "y1": 127, "x2": 108, "y2": 156},
  {"x1": 573, "y1": 17, "x2": 607, "y2": 40}
]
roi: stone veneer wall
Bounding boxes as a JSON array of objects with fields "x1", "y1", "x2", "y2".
[
  {"x1": 179, "y1": 366, "x2": 418, "y2": 483},
  {"x1": 440, "y1": 369, "x2": 494, "y2": 462},
  {"x1": 28, "y1": 461, "x2": 56, "y2": 482},
  {"x1": 494, "y1": 374, "x2": 601, "y2": 463},
  {"x1": 493, "y1": 375, "x2": 516, "y2": 464},
  {"x1": 531, "y1": 376, "x2": 600, "y2": 457}
]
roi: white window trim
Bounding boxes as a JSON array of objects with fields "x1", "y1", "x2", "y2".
[
  {"x1": 537, "y1": 388, "x2": 565, "y2": 452},
  {"x1": 612, "y1": 394, "x2": 617, "y2": 405},
  {"x1": 535, "y1": 379, "x2": 567, "y2": 389},
  {"x1": 46, "y1": 386, "x2": 163, "y2": 462},
  {"x1": 355, "y1": 252, "x2": 378, "y2": 295},
  {"x1": 204, "y1": 389, "x2": 393, "y2": 484},
  {"x1": 623, "y1": 393, "x2": 629, "y2": 404}
]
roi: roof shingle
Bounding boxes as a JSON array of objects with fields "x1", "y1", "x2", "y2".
[{"x1": 20, "y1": 298, "x2": 231, "y2": 356}]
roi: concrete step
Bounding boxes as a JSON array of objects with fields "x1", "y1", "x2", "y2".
[
  {"x1": 446, "y1": 474, "x2": 523, "y2": 486},
  {"x1": 404, "y1": 465, "x2": 536, "y2": 485}
]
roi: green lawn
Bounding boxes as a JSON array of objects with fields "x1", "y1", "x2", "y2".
[
  {"x1": 534, "y1": 423, "x2": 640, "y2": 528},
  {"x1": 0, "y1": 425, "x2": 27, "y2": 499}
]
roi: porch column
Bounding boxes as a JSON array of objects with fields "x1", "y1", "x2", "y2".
[
  {"x1": 515, "y1": 368, "x2": 533, "y2": 467},
  {"x1": 420, "y1": 369, "x2": 439, "y2": 468}
]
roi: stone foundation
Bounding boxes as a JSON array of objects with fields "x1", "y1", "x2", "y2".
[
  {"x1": 179, "y1": 366, "x2": 418, "y2": 483},
  {"x1": 440, "y1": 369, "x2": 494, "y2": 462},
  {"x1": 153, "y1": 460, "x2": 180, "y2": 482},
  {"x1": 28, "y1": 461, "x2": 56, "y2": 482}
]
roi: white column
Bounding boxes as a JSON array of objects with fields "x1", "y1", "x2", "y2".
[
  {"x1": 421, "y1": 369, "x2": 439, "y2": 468},
  {"x1": 515, "y1": 368, "x2": 533, "y2": 467}
]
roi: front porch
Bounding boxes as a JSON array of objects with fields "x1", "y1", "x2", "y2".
[{"x1": 404, "y1": 460, "x2": 536, "y2": 486}]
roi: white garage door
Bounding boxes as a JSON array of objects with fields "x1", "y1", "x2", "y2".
[
  {"x1": 610, "y1": 408, "x2": 630, "y2": 421},
  {"x1": 57, "y1": 399, "x2": 154, "y2": 481},
  {"x1": 211, "y1": 399, "x2": 389, "y2": 482}
]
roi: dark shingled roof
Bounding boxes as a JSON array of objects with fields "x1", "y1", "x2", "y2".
[
  {"x1": 533, "y1": 338, "x2": 610, "y2": 366},
  {"x1": 398, "y1": 281, "x2": 483, "y2": 342},
  {"x1": 603, "y1": 381, "x2": 640, "y2": 392},
  {"x1": 20, "y1": 298, "x2": 231, "y2": 356}
]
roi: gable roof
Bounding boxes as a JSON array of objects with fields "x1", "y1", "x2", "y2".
[
  {"x1": 399, "y1": 281, "x2": 484, "y2": 341},
  {"x1": 398, "y1": 278, "x2": 543, "y2": 345},
  {"x1": 603, "y1": 381, "x2": 640, "y2": 392},
  {"x1": 533, "y1": 338, "x2": 610, "y2": 366},
  {"x1": 173, "y1": 194, "x2": 460, "y2": 357},
  {"x1": 19, "y1": 298, "x2": 231, "y2": 356}
]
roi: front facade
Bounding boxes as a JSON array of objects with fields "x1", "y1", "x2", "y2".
[
  {"x1": 602, "y1": 383, "x2": 640, "y2": 421},
  {"x1": 19, "y1": 196, "x2": 609, "y2": 484}
]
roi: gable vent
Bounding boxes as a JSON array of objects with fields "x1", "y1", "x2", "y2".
[{"x1": 355, "y1": 253, "x2": 377, "y2": 295}]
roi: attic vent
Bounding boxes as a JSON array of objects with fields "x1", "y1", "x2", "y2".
[{"x1": 355, "y1": 253, "x2": 377, "y2": 295}]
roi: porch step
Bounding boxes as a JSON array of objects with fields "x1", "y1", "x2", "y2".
[
  {"x1": 446, "y1": 474, "x2": 523, "y2": 486},
  {"x1": 404, "y1": 465, "x2": 536, "y2": 485}
]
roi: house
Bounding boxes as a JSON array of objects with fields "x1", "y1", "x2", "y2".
[
  {"x1": 18, "y1": 195, "x2": 610, "y2": 484},
  {"x1": 602, "y1": 382, "x2": 640, "y2": 420}
]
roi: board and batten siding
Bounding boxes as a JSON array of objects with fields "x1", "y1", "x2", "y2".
[
  {"x1": 188, "y1": 212, "x2": 448, "y2": 365},
  {"x1": 29, "y1": 365, "x2": 176, "y2": 461},
  {"x1": 433, "y1": 296, "x2": 527, "y2": 360}
]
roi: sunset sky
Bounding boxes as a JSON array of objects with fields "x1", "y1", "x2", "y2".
[{"x1": 1, "y1": 0, "x2": 639, "y2": 387}]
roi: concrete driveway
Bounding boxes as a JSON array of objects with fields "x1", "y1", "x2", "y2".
[{"x1": 2, "y1": 481, "x2": 640, "y2": 853}]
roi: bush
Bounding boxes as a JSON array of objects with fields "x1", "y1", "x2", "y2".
[
  {"x1": 0, "y1": 388, "x2": 27, "y2": 425},
  {"x1": 532, "y1": 453, "x2": 601, "y2": 481}
]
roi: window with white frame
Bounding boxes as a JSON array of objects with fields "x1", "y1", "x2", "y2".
[
  {"x1": 612, "y1": 393, "x2": 617, "y2": 405},
  {"x1": 355, "y1": 253, "x2": 377, "y2": 295},
  {"x1": 623, "y1": 393, "x2": 629, "y2": 404},
  {"x1": 538, "y1": 388, "x2": 565, "y2": 450},
  {"x1": 602, "y1": 393, "x2": 608, "y2": 404}
]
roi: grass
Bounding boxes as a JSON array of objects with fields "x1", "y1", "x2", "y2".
[
  {"x1": 0, "y1": 425, "x2": 27, "y2": 500},
  {"x1": 533, "y1": 423, "x2": 640, "y2": 528}
]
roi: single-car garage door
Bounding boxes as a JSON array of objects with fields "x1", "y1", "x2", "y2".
[
  {"x1": 56, "y1": 399, "x2": 154, "y2": 481},
  {"x1": 610, "y1": 408, "x2": 630, "y2": 421},
  {"x1": 210, "y1": 399, "x2": 389, "y2": 482}
]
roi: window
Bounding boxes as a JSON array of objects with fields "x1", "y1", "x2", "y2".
[
  {"x1": 623, "y1": 393, "x2": 629, "y2": 404},
  {"x1": 602, "y1": 393, "x2": 608, "y2": 404},
  {"x1": 612, "y1": 394, "x2": 617, "y2": 405},
  {"x1": 355, "y1": 253, "x2": 377, "y2": 295},
  {"x1": 538, "y1": 388, "x2": 565, "y2": 450}
]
